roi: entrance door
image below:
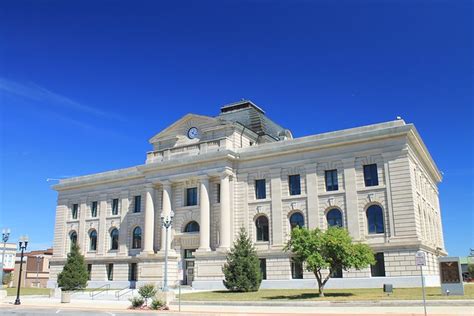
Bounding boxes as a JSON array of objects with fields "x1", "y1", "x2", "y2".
[{"x1": 183, "y1": 249, "x2": 196, "y2": 285}]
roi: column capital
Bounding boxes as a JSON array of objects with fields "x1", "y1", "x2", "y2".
[
  {"x1": 304, "y1": 163, "x2": 318, "y2": 173},
  {"x1": 341, "y1": 157, "x2": 355, "y2": 167},
  {"x1": 145, "y1": 183, "x2": 155, "y2": 191},
  {"x1": 220, "y1": 169, "x2": 233, "y2": 179},
  {"x1": 160, "y1": 179, "x2": 172, "y2": 190},
  {"x1": 197, "y1": 174, "x2": 210, "y2": 182},
  {"x1": 270, "y1": 168, "x2": 281, "y2": 177}
]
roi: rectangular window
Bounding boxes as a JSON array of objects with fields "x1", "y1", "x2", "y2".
[
  {"x1": 289, "y1": 175, "x2": 301, "y2": 195},
  {"x1": 255, "y1": 179, "x2": 266, "y2": 199},
  {"x1": 216, "y1": 184, "x2": 221, "y2": 203},
  {"x1": 129, "y1": 263, "x2": 137, "y2": 281},
  {"x1": 134, "y1": 196, "x2": 141, "y2": 213},
  {"x1": 112, "y1": 198, "x2": 119, "y2": 215},
  {"x1": 91, "y1": 201, "x2": 98, "y2": 217},
  {"x1": 186, "y1": 187, "x2": 198, "y2": 206},
  {"x1": 259, "y1": 259, "x2": 267, "y2": 280},
  {"x1": 331, "y1": 267, "x2": 343, "y2": 278},
  {"x1": 364, "y1": 164, "x2": 379, "y2": 187},
  {"x1": 325, "y1": 169, "x2": 339, "y2": 191},
  {"x1": 72, "y1": 204, "x2": 78, "y2": 220},
  {"x1": 371, "y1": 252, "x2": 386, "y2": 277},
  {"x1": 107, "y1": 263, "x2": 114, "y2": 281},
  {"x1": 184, "y1": 249, "x2": 196, "y2": 259},
  {"x1": 87, "y1": 264, "x2": 92, "y2": 281},
  {"x1": 291, "y1": 260, "x2": 303, "y2": 279}
]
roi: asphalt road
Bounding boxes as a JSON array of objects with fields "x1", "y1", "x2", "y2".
[{"x1": 1, "y1": 303, "x2": 473, "y2": 316}]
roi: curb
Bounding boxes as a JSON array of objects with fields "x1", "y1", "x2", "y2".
[{"x1": 172, "y1": 299, "x2": 474, "y2": 307}]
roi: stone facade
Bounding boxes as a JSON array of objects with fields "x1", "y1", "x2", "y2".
[{"x1": 48, "y1": 100, "x2": 446, "y2": 289}]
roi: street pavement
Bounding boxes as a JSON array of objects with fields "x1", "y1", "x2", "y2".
[{"x1": 0, "y1": 296, "x2": 473, "y2": 315}]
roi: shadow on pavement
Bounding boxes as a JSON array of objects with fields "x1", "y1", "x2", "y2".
[{"x1": 265, "y1": 292, "x2": 354, "y2": 300}]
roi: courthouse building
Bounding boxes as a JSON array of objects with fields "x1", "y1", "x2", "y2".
[{"x1": 48, "y1": 100, "x2": 446, "y2": 289}]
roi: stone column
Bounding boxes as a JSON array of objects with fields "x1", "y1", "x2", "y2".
[
  {"x1": 342, "y1": 158, "x2": 360, "y2": 240},
  {"x1": 218, "y1": 173, "x2": 231, "y2": 251},
  {"x1": 160, "y1": 181, "x2": 172, "y2": 252},
  {"x1": 142, "y1": 184, "x2": 155, "y2": 254},
  {"x1": 198, "y1": 176, "x2": 211, "y2": 252}
]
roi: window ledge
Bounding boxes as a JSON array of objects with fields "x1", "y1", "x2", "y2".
[
  {"x1": 281, "y1": 195, "x2": 307, "y2": 201},
  {"x1": 66, "y1": 219, "x2": 79, "y2": 223},
  {"x1": 106, "y1": 215, "x2": 121, "y2": 220},
  {"x1": 318, "y1": 190, "x2": 346, "y2": 197},
  {"x1": 175, "y1": 205, "x2": 199, "y2": 211},
  {"x1": 85, "y1": 217, "x2": 99, "y2": 221},
  {"x1": 248, "y1": 198, "x2": 272, "y2": 204},
  {"x1": 357, "y1": 185, "x2": 386, "y2": 193}
]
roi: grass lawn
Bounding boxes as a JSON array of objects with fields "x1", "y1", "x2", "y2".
[
  {"x1": 6, "y1": 287, "x2": 51, "y2": 296},
  {"x1": 180, "y1": 284, "x2": 474, "y2": 301}
]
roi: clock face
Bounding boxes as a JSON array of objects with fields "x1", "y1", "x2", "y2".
[{"x1": 187, "y1": 127, "x2": 199, "y2": 139}]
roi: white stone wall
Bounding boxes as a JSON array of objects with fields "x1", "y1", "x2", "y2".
[{"x1": 50, "y1": 119, "x2": 444, "y2": 289}]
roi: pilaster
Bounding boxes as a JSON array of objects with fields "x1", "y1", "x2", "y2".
[
  {"x1": 342, "y1": 158, "x2": 360, "y2": 240},
  {"x1": 270, "y1": 168, "x2": 283, "y2": 246},
  {"x1": 305, "y1": 163, "x2": 319, "y2": 229},
  {"x1": 98, "y1": 194, "x2": 108, "y2": 255}
]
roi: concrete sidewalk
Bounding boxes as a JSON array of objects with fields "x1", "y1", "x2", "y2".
[{"x1": 1, "y1": 296, "x2": 473, "y2": 315}]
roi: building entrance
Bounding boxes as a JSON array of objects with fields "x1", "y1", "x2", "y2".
[{"x1": 183, "y1": 249, "x2": 196, "y2": 285}]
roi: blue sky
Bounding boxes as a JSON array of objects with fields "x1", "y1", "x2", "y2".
[{"x1": 0, "y1": 1, "x2": 472, "y2": 255}]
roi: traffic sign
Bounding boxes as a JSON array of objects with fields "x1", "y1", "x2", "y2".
[{"x1": 415, "y1": 251, "x2": 426, "y2": 266}]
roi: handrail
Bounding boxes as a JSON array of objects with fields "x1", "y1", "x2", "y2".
[
  {"x1": 90, "y1": 284, "x2": 111, "y2": 299},
  {"x1": 115, "y1": 286, "x2": 134, "y2": 300}
]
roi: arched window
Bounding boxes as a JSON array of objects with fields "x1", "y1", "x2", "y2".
[
  {"x1": 70, "y1": 231, "x2": 77, "y2": 246},
  {"x1": 255, "y1": 215, "x2": 269, "y2": 242},
  {"x1": 89, "y1": 230, "x2": 97, "y2": 251},
  {"x1": 289, "y1": 212, "x2": 305, "y2": 229},
  {"x1": 132, "y1": 227, "x2": 142, "y2": 249},
  {"x1": 110, "y1": 228, "x2": 119, "y2": 250},
  {"x1": 327, "y1": 209, "x2": 343, "y2": 228},
  {"x1": 366, "y1": 205, "x2": 384, "y2": 234},
  {"x1": 184, "y1": 221, "x2": 200, "y2": 233}
]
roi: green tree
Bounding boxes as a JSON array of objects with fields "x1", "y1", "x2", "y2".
[
  {"x1": 57, "y1": 244, "x2": 88, "y2": 291},
  {"x1": 222, "y1": 227, "x2": 262, "y2": 292},
  {"x1": 285, "y1": 227, "x2": 375, "y2": 297}
]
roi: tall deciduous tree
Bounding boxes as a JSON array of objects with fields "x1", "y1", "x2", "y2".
[
  {"x1": 222, "y1": 227, "x2": 262, "y2": 292},
  {"x1": 285, "y1": 227, "x2": 375, "y2": 297},
  {"x1": 57, "y1": 244, "x2": 88, "y2": 292}
]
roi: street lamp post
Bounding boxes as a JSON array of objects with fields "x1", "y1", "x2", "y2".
[
  {"x1": 160, "y1": 210, "x2": 174, "y2": 292},
  {"x1": 35, "y1": 255, "x2": 43, "y2": 288},
  {"x1": 1, "y1": 228, "x2": 11, "y2": 286},
  {"x1": 14, "y1": 235, "x2": 28, "y2": 305}
]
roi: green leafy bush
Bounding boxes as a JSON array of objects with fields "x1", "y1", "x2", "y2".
[
  {"x1": 150, "y1": 298, "x2": 165, "y2": 310},
  {"x1": 138, "y1": 283, "x2": 157, "y2": 306},
  {"x1": 2, "y1": 272, "x2": 12, "y2": 286},
  {"x1": 222, "y1": 227, "x2": 262, "y2": 292},
  {"x1": 129, "y1": 296, "x2": 144, "y2": 308}
]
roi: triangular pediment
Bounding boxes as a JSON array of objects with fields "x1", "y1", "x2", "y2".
[{"x1": 148, "y1": 113, "x2": 225, "y2": 144}]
